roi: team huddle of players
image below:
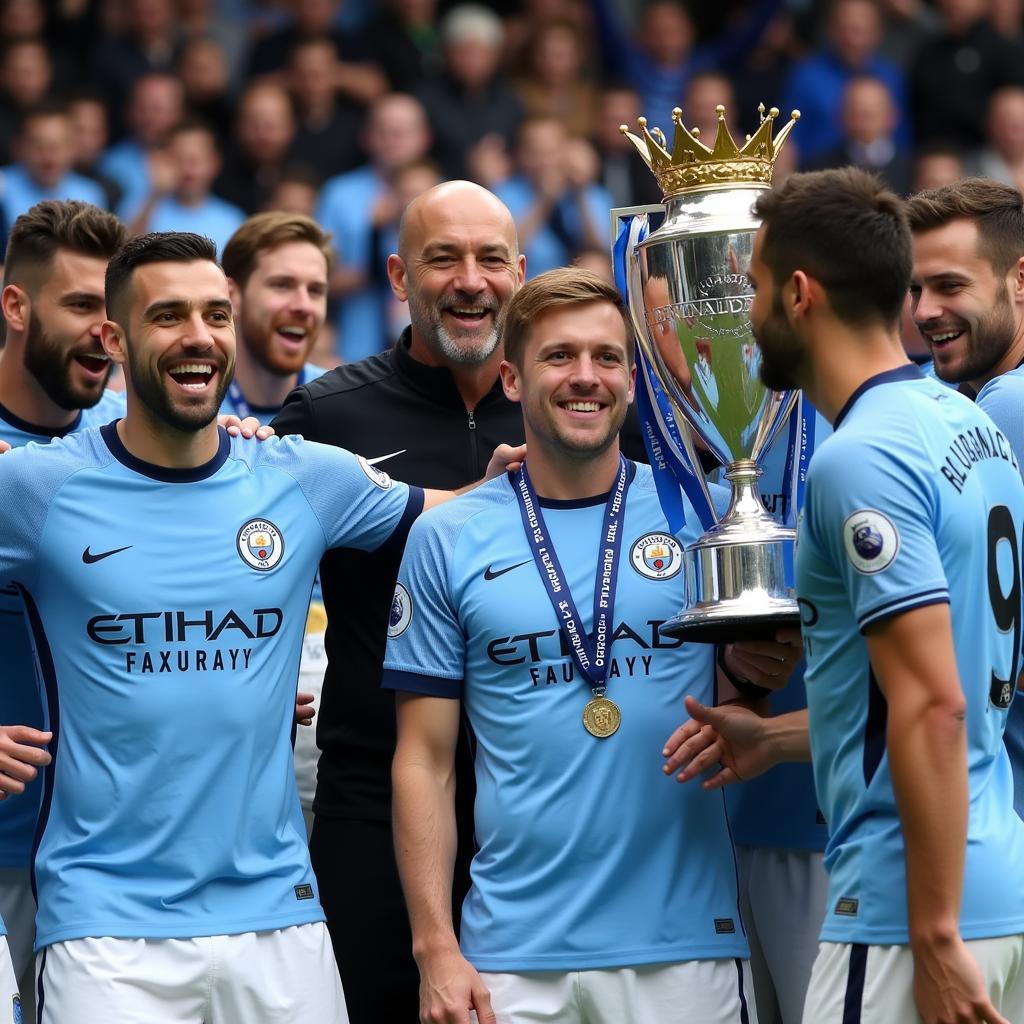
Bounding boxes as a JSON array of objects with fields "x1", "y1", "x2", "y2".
[{"x1": 0, "y1": 168, "x2": 1022, "y2": 1024}]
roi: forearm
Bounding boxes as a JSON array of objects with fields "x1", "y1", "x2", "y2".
[
  {"x1": 763, "y1": 708, "x2": 811, "y2": 762},
  {"x1": 392, "y1": 756, "x2": 460, "y2": 961},
  {"x1": 888, "y1": 696, "x2": 967, "y2": 945}
]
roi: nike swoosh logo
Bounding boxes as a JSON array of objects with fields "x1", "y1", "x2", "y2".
[
  {"x1": 484, "y1": 560, "x2": 530, "y2": 581},
  {"x1": 366, "y1": 450, "x2": 407, "y2": 465},
  {"x1": 82, "y1": 545, "x2": 133, "y2": 564}
]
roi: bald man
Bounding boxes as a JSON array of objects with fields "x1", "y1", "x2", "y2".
[{"x1": 273, "y1": 181, "x2": 530, "y2": 1023}]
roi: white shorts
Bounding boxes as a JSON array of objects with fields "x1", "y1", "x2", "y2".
[
  {"x1": 36, "y1": 922, "x2": 348, "y2": 1024},
  {"x1": 478, "y1": 959, "x2": 758, "y2": 1024},
  {"x1": 802, "y1": 936, "x2": 1024, "y2": 1023},
  {"x1": 0, "y1": 867, "x2": 34, "y2": 1020},
  {"x1": 736, "y1": 846, "x2": 828, "y2": 1024},
  {"x1": 0, "y1": 937, "x2": 19, "y2": 1024}
]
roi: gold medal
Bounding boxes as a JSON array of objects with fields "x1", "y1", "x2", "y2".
[{"x1": 583, "y1": 696, "x2": 621, "y2": 738}]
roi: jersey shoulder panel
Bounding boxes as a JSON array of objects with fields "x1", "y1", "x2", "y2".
[{"x1": 229, "y1": 432, "x2": 414, "y2": 552}]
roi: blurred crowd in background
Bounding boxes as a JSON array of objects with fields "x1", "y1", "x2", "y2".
[{"x1": 0, "y1": 0, "x2": 1019, "y2": 363}]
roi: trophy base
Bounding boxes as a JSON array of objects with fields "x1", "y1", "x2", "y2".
[
  {"x1": 660, "y1": 603, "x2": 801, "y2": 644},
  {"x1": 665, "y1": 520, "x2": 800, "y2": 644}
]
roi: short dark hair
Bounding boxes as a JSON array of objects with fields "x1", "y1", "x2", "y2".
[
  {"x1": 105, "y1": 232, "x2": 218, "y2": 325},
  {"x1": 905, "y1": 177, "x2": 1024, "y2": 275},
  {"x1": 3, "y1": 199, "x2": 125, "y2": 291},
  {"x1": 753, "y1": 167, "x2": 911, "y2": 328},
  {"x1": 502, "y1": 267, "x2": 631, "y2": 367}
]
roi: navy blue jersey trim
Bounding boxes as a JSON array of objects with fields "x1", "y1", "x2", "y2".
[
  {"x1": 858, "y1": 591, "x2": 949, "y2": 632},
  {"x1": 36, "y1": 945, "x2": 47, "y2": 1020},
  {"x1": 842, "y1": 943, "x2": 868, "y2": 1023},
  {"x1": 863, "y1": 666, "x2": 888, "y2": 787},
  {"x1": 535, "y1": 460, "x2": 638, "y2": 509},
  {"x1": 834, "y1": 364, "x2": 925, "y2": 429},
  {"x1": 735, "y1": 958, "x2": 751, "y2": 1024},
  {"x1": 0, "y1": 399, "x2": 82, "y2": 438},
  {"x1": 16, "y1": 586, "x2": 59, "y2": 907},
  {"x1": 100, "y1": 422, "x2": 230, "y2": 481},
  {"x1": 377, "y1": 486, "x2": 424, "y2": 557},
  {"x1": 382, "y1": 669, "x2": 462, "y2": 697}
]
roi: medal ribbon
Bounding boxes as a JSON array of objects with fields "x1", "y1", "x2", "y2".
[{"x1": 514, "y1": 456, "x2": 630, "y2": 695}]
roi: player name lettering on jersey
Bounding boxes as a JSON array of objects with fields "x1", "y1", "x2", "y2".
[
  {"x1": 87, "y1": 606, "x2": 284, "y2": 674},
  {"x1": 941, "y1": 424, "x2": 1018, "y2": 493}
]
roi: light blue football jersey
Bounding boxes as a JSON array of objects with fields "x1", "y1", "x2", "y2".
[
  {"x1": 219, "y1": 364, "x2": 326, "y2": 426},
  {"x1": 383, "y1": 463, "x2": 749, "y2": 971},
  {"x1": 975, "y1": 364, "x2": 1024, "y2": 819},
  {"x1": 797, "y1": 364, "x2": 1024, "y2": 944},
  {"x1": 0, "y1": 423, "x2": 419, "y2": 949},
  {"x1": 727, "y1": 397, "x2": 831, "y2": 851},
  {"x1": 0, "y1": 389, "x2": 126, "y2": 875}
]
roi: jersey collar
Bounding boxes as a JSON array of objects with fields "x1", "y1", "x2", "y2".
[
  {"x1": 0, "y1": 399, "x2": 82, "y2": 438},
  {"x1": 833, "y1": 363, "x2": 924, "y2": 430},
  {"x1": 101, "y1": 421, "x2": 230, "y2": 482}
]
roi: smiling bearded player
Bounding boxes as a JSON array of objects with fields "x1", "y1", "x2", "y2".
[{"x1": 219, "y1": 212, "x2": 330, "y2": 425}]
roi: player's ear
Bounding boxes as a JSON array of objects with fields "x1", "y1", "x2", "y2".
[
  {"x1": 499, "y1": 358, "x2": 522, "y2": 402},
  {"x1": 788, "y1": 270, "x2": 814, "y2": 319},
  {"x1": 100, "y1": 320, "x2": 127, "y2": 365},
  {"x1": 227, "y1": 276, "x2": 242, "y2": 312},
  {"x1": 1011, "y1": 255, "x2": 1024, "y2": 305},
  {"x1": 1, "y1": 284, "x2": 29, "y2": 334},
  {"x1": 387, "y1": 254, "x2": 409, "y2": 302}
]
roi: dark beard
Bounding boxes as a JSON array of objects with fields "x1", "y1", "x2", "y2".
[
  {"x1": 23, "y1": 315, "x2": 109, "y2": 411},
  {"x1": 755, "y1": 292, "x2": 804, "y2": 392},
  {"x1": 934, "y1": 288, "x2": 1017, "y2": 384},
  {"x1": 125, "y1": 345, "x2": 232, "y2": 433}
]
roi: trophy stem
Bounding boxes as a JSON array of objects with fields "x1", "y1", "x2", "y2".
[{"x1": 661, "y1": 457, "x2": 799, "y2": 643}]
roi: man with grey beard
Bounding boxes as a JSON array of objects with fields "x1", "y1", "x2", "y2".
[{"x1": 272, "y1": 180, "x2": 529, "y2": 1024}]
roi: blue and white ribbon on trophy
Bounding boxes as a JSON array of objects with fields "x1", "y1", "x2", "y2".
[{"x1": 612, "y1": 209, "x2": 811, "y2": 539}]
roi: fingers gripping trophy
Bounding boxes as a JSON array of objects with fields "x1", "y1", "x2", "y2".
[{"x1": 612, "y1": 103, "x2": 804, "y2": 642}]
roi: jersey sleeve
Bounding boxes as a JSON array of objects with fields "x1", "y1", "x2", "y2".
[
  {"x1": 0, "y1": 444, "x2": 55, "y2": 586},
  {"x1": 381, "y1": 512, "x2": 465, "y2": 698},
  {"x1": 804, "y1": 436, "x2": 949, "y2": 632},
  {"x1": 978, "y1": 378, "x2": 1024, "y2": 481},
  {"x1": 265, "y1": 435, "x2": 424, "y2": 555}
]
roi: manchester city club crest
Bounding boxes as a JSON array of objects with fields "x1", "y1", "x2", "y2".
[
  {"x1": 388, "y1": 582, "x2": 413, "y2": 638},
  {"x1": 12, "y1": 994, "x2": 20, "y2": 1024},
  {"x1": 236, "y1": 518, "x2": 285, "y2": 571},
  {"x1": 842, "y1": 509, "x2": 899, "y2": 574},
  {"x1": 629, "y1": 533, "x2": 683, "y2": 580}
]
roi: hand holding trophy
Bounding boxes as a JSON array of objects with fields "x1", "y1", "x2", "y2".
[{"x1": 614, "y1": 103, "x2": 805, "y2": 643}]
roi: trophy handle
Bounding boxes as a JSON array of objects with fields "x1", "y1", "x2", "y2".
[{"x1": 624, "y1": 224, "x2": 721, "y2": 526}]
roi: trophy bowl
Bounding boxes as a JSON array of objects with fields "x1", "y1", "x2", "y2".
[{"x1": 620, "y1": 105, "x2": 801, "y2": 643}]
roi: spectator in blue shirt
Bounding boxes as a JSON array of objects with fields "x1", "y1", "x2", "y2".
[
  {"x1": 782, "y1": 0, "x2": 910, "y2": 160},
  {"x1": 127, "y1": 119, "x2": 245, "y2": 257},
  {"x1": 592, "y1": 0, "x2": 780, "y2": 131},
  {"x1": 0, "y1": 103, "x2": 106, "y2": 249},
  {"x1": 495, "y1": 117, "x2": 611, "y2": 280}
]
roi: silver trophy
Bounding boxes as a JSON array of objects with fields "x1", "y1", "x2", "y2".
[{"x1": 619, "y1": 104, "x2": 801, "y2": 643}]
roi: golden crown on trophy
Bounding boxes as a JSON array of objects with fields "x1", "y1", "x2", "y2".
[{"x1": 620, "y1": 103, "x2": 800, "y2": 197}]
